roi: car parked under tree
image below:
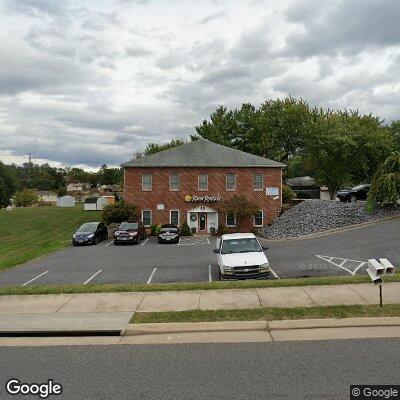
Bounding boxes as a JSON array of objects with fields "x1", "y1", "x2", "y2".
[{"x1": 336, "y1": 184, "x2": 371, "y2": 202}]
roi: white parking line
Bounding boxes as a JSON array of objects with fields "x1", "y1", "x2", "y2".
[
  {"x1": 147, "y1": 268, "x2": 157, "y2": 284},
  {"x1": 141, "y1": 238, "x2": 149, "y2": 246},
  {"x1": 208, "y1": 265, "x2": 212, "y2": 282},
  {"x1": 84, "y1": 269, "x2": 102, "y2": 285},
  {"x1": 316, "y1": 254, "x2": 366, "y2": 275},
  {"x1": 22, "y1": 271, "x2": 49, "y2": 286},
  {"x1": 269, "y1": 267, "x2": 280, "y2": 279},
  {"x1": 104, "y1": 240, "x2": 113, "y2": 247}
]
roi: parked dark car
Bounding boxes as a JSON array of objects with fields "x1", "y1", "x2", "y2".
[
  {"x1": 114, "y1": 221, "x2": 146, "y2": 245},
  {"x1": 336, "y1": 184, "x2": 371, "y2": 202},
  {"x1": 158, "y1": 226, "x2": 180, "y2": 244},
  {"x1": 72, "y1": 222, "x2": 108, "y2": 245}
]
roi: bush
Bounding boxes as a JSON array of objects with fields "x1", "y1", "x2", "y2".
[
  {"x1": 150, "y1": 224, "x2": 162, "y2": 236},
  {"x1": 101, "y1": 201, "x2": 138, "y2": 225},
  {"x1": 366, "y1": 153, "x2": 400, "y2": 213},
  {"x1": 180, "y1": 221, "x2": 192, "y2": 236},
  {"x1": 216, "y1": 225, "x2": 229, "y2": 235},
  {"x1": 13, "y1": 189, "x2": 38, "y2": 207},
  {"x1": 282, "y1": 185, "x2": 296, "y2": 202},
  {"x1": 56, "y1": 187, "x2": 67, "y2": 196}
]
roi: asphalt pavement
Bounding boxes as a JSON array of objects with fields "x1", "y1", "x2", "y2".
[
  {"x1": 0, "y1": 338, "x2": 399, "y2": 399},
  {"x1": 0, "y1": 218, "x2": 398, "y2": 285}
]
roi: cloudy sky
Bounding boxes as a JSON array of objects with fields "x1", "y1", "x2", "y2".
[{"x1": 0, "y1": 0, "x2": 399, "y2": 169}]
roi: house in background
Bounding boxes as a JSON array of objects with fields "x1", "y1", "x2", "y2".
[
  {"x1": 35, "y1": 191, "x2": 58, "y2": 204},
  {"x1": 66, "y1": 182, "x2": 91, "y2": 192},
  {"x1": 57, "y1": 195, "x2": 76, "y2": 208},
  {"x1": 286, "y1": 176, "x2": 326, "y2": 199}
]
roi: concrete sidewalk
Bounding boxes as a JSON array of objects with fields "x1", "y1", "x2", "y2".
[
  {"x1": 0, "y1": 283, "x2": 399, "y2": 315},
  {"x1": 0, "y1": 283, "x2": 399, "y2": 336}
]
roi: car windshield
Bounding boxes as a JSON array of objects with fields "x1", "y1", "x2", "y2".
[
  {"x1": 160, "y1": 228, "x2": 178, "y2": 233},
  {"x1": 78, "y1": 222, "x2": 98, "y2": 233},
  {"x1": 221, "y1": 238, "x2": 261, "y2": 254},
  {"x1": 120, "y1": 222, "x2": 138, "y2": 230}
]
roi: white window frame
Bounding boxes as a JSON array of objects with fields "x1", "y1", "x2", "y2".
[
  {"x1": 253, "y1": 210, "x2": 264, "y2": 227},
  {"x1": 253, "y1": 173, "x2": 264, "y2": 191},
  {"x1": 226, "y1": 213, "x2": 236, "y2": 227},
  {"x1": 169, "y1": 173, "x2": 180, "y2": 191},
  {"x1": 226, "y1": 173, "x2": 236, "y2": 191},
  {"x1": 198, "y1": 174, "x2": 208, "y2": 191},
  {"x1": 142, "y1": 210, "x2": 152, "y2": 227},
  {"x1": 170, "y1": 210, "x2": 180, "y2": 226},
  {"x1": 142, "y1": 174, "x2": 152, "y2": 191}
]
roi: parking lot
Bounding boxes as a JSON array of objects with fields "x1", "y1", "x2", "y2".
[{"x1": 0, "y1": 219, "x2": 398, "y2": 286}]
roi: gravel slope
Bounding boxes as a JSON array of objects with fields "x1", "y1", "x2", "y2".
[{"x1": 264, "y1": 200, "x2": 400, "y2": 239}]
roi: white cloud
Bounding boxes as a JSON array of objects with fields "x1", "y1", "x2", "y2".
[{"x1": 0, "y1": 0, "x2": 399, "y2": 168}]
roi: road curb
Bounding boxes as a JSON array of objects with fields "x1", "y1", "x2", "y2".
[{"x1": 124, "y1": 317, "x2": 400, "y2": 336}]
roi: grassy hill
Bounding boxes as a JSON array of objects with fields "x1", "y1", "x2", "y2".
[{"x1": 0, "y1": 205, "x2": 102, "y2": 272}]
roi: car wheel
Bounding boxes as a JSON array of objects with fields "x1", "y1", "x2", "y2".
[{"x1": 349, "y1": 195, "x2": 357, "y2": 202}]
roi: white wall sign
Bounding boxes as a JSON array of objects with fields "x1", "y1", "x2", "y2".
[
  {"x1": 157, "y1": 204, "x2": 164, "y2": 210},
  {"x1": 266, "y1": 187, "x2": 279, "y2": 196}
]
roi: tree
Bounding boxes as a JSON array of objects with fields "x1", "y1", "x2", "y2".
[
  {"x1": 221, "y1": 195, "x2": 259, "y2": 230},
  {"x1": 13, "y1": 189, "x2": 38, "y2": 207},
  {"x1": 366, "y1": 153, "x2": 400, "y2": 212},
  {"x1": 57, "y1": 187, "x2": 67, "y2": 196},
  {"x1": 134, "y1": 139, "x2": 189, "y2": 159},
  {"x1": 0, "y1": 161, "x2": 16, "y2": 207},
  {"x1": 98, "y1": 166, "x2": 123, "y2": 186},
  {"x1": 101, "y1": 201, "x2": 138, "y2": 225}
]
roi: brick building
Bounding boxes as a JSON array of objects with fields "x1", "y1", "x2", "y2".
[{"x1": 122, "y1": 139, "x2": 285, "y2": 233}]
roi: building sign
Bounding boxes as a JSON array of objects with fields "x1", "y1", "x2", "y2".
[
  {"x1": 185, "y1": 195, "x2": 222, "y2": 203},
  {"x1": 266, "y1": 187, "x2": 279, "y2": 196},
  {"x1": 157, "y1": 204, "x2": 164, "y2": 210}
]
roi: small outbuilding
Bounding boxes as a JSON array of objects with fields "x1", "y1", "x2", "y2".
[
  {"x1": 57, "y1": 195, "x2": 76, "y2": 208},
  {"x1": 84, "y1": 198, "x2": 98, "y2": 211},
  {"x1": 96, "y1": 197, "x2": 108, "y2": 211}
]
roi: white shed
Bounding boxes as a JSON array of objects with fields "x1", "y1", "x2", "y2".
[
  {"x1": 84, "y1": 198, "x2": 98, "y2": 211},
  {"x1": 96, "y1": 197, "x2": 108, "y2": 211},
  {"x1": 57, "y1": 195, "x2": 76, "y2": 208}
]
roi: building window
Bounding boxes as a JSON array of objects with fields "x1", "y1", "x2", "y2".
[
  {"x1": 226, "y1": 173, "x2": 236, "y2": 191},
  {"x1": 254, "y1": 210, "x2": 263, "y2": 227},
  {"x1": 169, "y1": 173, "x2": 180, "y2": 191},
  {"x1": 226, "y1": 213, "x2": 236, "y2": 227},
  {"x1": 142, "y1": 174, "x2": 152, "y2": 191},
  {"x1": 170, "y1": 210, "x2": 180, "y2": 226},
  {"x1": 142, "y1": 210, "x2": 152, "y2": 227},
  {"x1": 198, "y1": 174, "x2": 208, "y2": 191},
  {"x1": 253, "y1": 174, "x2": 264, "y2": 191}
]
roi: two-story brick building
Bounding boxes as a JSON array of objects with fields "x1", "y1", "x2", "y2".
[{"x1": 122, "y1": 139, "x2": 285, "y2": 233}]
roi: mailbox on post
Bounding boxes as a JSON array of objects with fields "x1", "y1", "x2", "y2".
[{"x1": 366, "y1": 258, "x2": 396, "y2": 307}]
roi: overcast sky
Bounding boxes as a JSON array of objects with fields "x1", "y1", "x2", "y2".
[{"x1": 0, "y1": 0, "x2": 399, "y2": 170}]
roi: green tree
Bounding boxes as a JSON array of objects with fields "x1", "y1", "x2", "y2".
[
  {"x1": 221, "y1": 195, "x2": 259, "y2": 231},
  {"x1": 13, "y1": 189, "x2": 38, "y2": 207},
  {"x1": 180, "y1": 221, "x2": 192, "y2": 236},
  {"x1": 0, "y1": 161, "x2": 16, "y2": 207},
  {"x1": 366, "y1": 153, "x2": 400, "y2": 212},
  {"x1": 101, "y1": 201, "x2": 138, "y2": 225}
]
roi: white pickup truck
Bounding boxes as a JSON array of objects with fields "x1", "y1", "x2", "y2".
[{"x1": 213, "y1": 233, "x2": 271, "y2": 280}]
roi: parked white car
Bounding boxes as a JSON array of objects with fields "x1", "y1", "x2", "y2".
[{"x1": 213, "y1": 233, "x2": 271, "y2": 280}]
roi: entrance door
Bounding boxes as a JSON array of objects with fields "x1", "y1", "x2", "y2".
[{"x1": 198, "y1": 213, "x2": 207, "y2": 232}]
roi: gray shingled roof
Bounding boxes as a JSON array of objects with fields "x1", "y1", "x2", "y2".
[{"x1": 122, "y1": 139, "x2": 285, "y2": 168}]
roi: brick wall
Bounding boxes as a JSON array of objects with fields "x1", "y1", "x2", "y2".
[{"x1": 124, "y1": 167, "x2": 282, "y2": 232}]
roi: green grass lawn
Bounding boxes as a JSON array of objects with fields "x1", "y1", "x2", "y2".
[{"x1": 0, "y1": 205, "x2": 102, "y2": 272}]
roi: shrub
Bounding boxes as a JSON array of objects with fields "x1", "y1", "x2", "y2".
[
  {"x1": 150, "y1": 224, "x2": 162, "y2": 236},
  {"x1": 366, "y1": 153, "x2": 400, "y2": 213},
  {"x1": 101, "y1": 201, "x2": 138, "y2": 225},
  {"x1": 56, "y1": 187, "x2": 67, "y2": 196},
  {"x1": 282, "y1": 185, "x2": 296, "y2": 202},
  {"x1": 216, "y1": 225, "x2": 229, "y2": 235},
  {"x1": 180, "y1": 221, "x2": 192, "y2": 236},
  {"x1": 13, "y1": 189, "x2": 38, "y2": 207}
]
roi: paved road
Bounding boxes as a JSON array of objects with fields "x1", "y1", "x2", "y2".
[
  {"x1": 0, "y1": 219, "x2": 398, "y2": 285},
  {"x1": 0, "y1": 338, "x2": 399, "y2": 399}
]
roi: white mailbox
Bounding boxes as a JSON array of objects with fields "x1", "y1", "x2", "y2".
[
  {"x1": 379, "y1": 258, "x2": 395, "y2": 276},
  {"x1": 367, "y1": 259, "x2": 385, "y2": 276}
]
